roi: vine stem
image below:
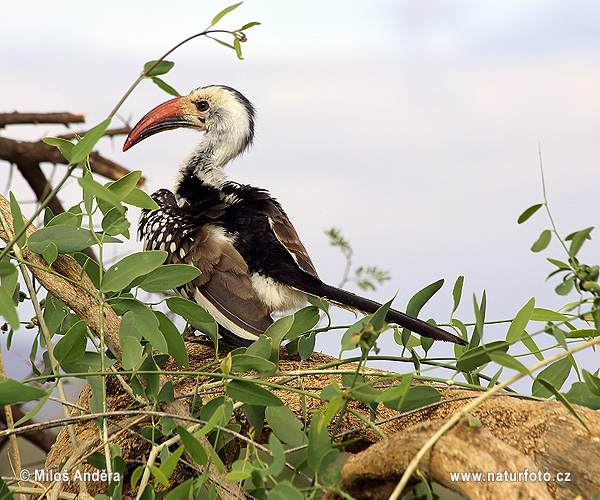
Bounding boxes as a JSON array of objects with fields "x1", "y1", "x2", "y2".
[
  {"x1": 0, "y1": 340, "x2": 24, "y2": 500},
  {"x1": 387, "y1": 333, "x2": 600, "y2": 500},
  {"x1": 108, "y1": 29, "x2": 237, "y2": 120},
  {"x1": 538, "y1": 144, "x2": 569, "y2": 255}
]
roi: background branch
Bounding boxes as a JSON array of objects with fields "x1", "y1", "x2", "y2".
[{"x1": 0, "y1": 112, "x2": 85, "y2": 127}]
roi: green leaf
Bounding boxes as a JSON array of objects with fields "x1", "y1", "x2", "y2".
[
  {"x1": 264, "y1": 314, "x2": 294, "y2": 361},
  {"x1": 267, "y1": 482, "x2": 304, "y2": 500},
  {"x1": 209, "y1": 2, "x2": 242, "y2": 27},
  {"x1": 240, "y1": 21, "x2": 261, "y2": 30},
  {"x1": 226, "y1": 380, "x2": 283, "y2": 407},
  {"x1": 489, "y1": 351, "x2": 529, "y2": 374},
  {"x1": 452, "y1": 275, "x2": 464, "y2": 314},
  {"x1": 150, "y1": 465, "x2": 170, "y2": 487},
  {"x1": 530, "y1": 308, "x2": 569, "y2": 322},
  {"x1": 555, "y1": 276, "x2": 575, "y2": 295},
  {"x1": 102, "y1": 207, "x2": 130, "y2": 237},
  {"x1": 157, "y1": 381, "x2": 175, "y2": 404},
  {"x1": 41, "y1": 242, "x2": 58, "y2": 265},
  {"x1": 9, "y1": 192, "x2": 26, "y2": 248},
  {"x1": 376, "y1": 374, "x2": 413, "y2": 406},
  {"x1": 0, "y1": 262, "x2": 17, "y2": 279},
  {"x1": 0, "y1": 378, "x2": 47, "y2": 405},
  {"x1": 43, "y1": 136, "x2": 74, "y2": 162},
  {"x1": 406, "y1": 279, "x2": 444, "y2": 318},
  {"x1": 531, "y1": 229, "x2": 551, "y2": 252},
  {"x1": 73, "y1": 252, "x2": 102, "y2": 289},
  {"x1": 342, "y1": 373, "x2": 380, "y2": 405},
  {"x1": 242, "y1": 405, "x2": 265, "y2": 437},
  {"x1": 196, "y1": 405, "x2": 225, "y2": 437},
  {"x1": 138, "y1": 264, "x2": 201, "y2": 292},
  {"x1": 535, "y1": 378, "x2": 591, "y2": 433},
  {"x1": 547, "y1": 257, "x2": 570, "y2": 270},
  {"x1": 245, "y1": 334, "x2": 272, "y2": 359},
  {"x1": 307, "y1": 413, "x2": 337, "y2": 473},
  {"x1": 583, "y1": 369, "x2": 600, "y2": 396},
  {"x1": 265, "y1": 406, "x2": 307, "y2": 447},
  {"x1": 226, "y1": 470, "x2": 251, "y2": 483},
  {"x1": 0, "y1": 285, "x2": 19, "y2": 330},
  {"x1": 230, "y1": 354, "x2": 276, "y2": 376},
  {"x1": 176, "y1": 425, "x2": 208, "y2": 466},
  {"x1": 121, "y1": 335, "x2": 144, "y2": 372},
  {"x1": 70, "y1": 118, "x2": 111, "y2": 165},
  {"x1": 155, "y1": 311, "x2": 189, "y2": 368},
  {"x1": 28, "y1": 226, "x2": 97, "y2": 254},
  {"x1": 532, "y1": 357, "x2": 572, "y2": 397},
  {"x1": 307, "y1": 294, "x2": 330, "y2": 313},
  {"x1": 106, "y1": 170, "x2": 142, "y2": 200},
  {"x1": 399, "y1": 385, "x2": 441, "y2": 412},
  {"x1": 471, "y1": 291, "x2": 486, "y2": 346},
  {"x1": 115, "y1": 299, "x2": 168, "y2": 354},
  {"x1": 370, "y1": 296, "x2": 395, "y2": 333},
  {"x1": 158, "y1": 446, "x2": 184, "y2": 479},
  {"x1": 79, "y1": 175, "x2": 125, "y2": 214},
  {"x1": 506, "y1": 297, "x2": 535, "y2": 344},
  {"x1": 568, "y1": 226, "x2": 594, "y2": 258},
  {"x1": 517, "y1": 203, "x2": 543, "y2": 224},
  {"x1": 100, "y1": 251, "x2": 167, "y2": 292},
  {"x1": 456, "y1": 341, "x2": 509, "y2": 371},
  {"x1": 265, "y1": 433, "x2": 285, "y2": 476},
  {"x1": 143, "y1": 60, "x2": 175, "y2": 77},
  {"x1": 122, "y1": 187, "x2": 159, "y2": 210},
  {"x1": 62, "y1": 351, "x2": 115, "y2": 375},
  {"x1": 54, "y1": 320, "x2": 87, "y2": 365},
  {"x1": 151, "y1": 77, "x2": 180, "y2": 97},
  {"x1": 283, "y1": 306, "x2": 320, "y2": 340},
  {"x1": 166, "y1": 297, "x2": 218, "y2": 346},
  {"x1": 340, "y1": 316, "x2": 371, "y2": 353},
  {"x1": 520, "y1": 331, "x2": 544, "y2": 362},
  {"x1": 233, "y1": 37, "x2": 243, "y2": 60},
  {"x1": 298, "y1": 331, "x2": 316, "y2": 360},
  {"x1": 564, "y1": 382, "x2": 600, "y2": 410}
]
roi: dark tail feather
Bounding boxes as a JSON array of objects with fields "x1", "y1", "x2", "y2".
[{"x1": 316, "y1": 282, "x2": 468, "y2": 346}]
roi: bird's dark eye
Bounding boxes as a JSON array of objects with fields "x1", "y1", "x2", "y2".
[{"x1": 196, "y1": 100, "x2": 210, "y2": 112}]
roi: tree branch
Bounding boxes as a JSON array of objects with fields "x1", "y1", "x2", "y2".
[
  {"x1": 0, "y1": 112, "x2": 85, "y2": 127},
  {"x1": 0, "y1": 405, "x2": 56, "y2": 453}
]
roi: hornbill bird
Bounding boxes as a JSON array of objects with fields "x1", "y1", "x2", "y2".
[{"x1": 123, "y1": 85, "x2": 467, "y2": 347}]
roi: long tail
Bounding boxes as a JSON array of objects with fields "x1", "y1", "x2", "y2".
[{"x1": 312, "y1": 282, "x2": 467, "y2": 345}]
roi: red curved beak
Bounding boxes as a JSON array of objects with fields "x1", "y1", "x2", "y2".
[{"x1": 123, "y1": 95, "x2": 203, "y2": 151}]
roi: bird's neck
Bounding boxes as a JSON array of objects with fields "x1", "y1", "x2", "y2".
[{"x1": 176, "y1": 132, "x2": 236, "y2": 192}]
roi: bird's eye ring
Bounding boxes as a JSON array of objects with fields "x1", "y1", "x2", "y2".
[{"x1": 196, "y1": 100, "x2": 210, "y2": 112}]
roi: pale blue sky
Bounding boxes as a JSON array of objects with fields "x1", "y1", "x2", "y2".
[{"x1": 2, "y1": 1, "x2": 599, "y2": 379}]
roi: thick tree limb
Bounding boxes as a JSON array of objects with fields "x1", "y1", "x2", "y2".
[
  {"x1": 0, "y1": 194, "x2": 239, "y2": 500},
  {"x1": 0, "y1": 134, "x2": 142, "y2": 185},
  {"x1": 328, "y1": 420, "x2": 554, "y2": 500},
  {"x1": 0, "y1": 112, "x2": 85, "y2": 127}
]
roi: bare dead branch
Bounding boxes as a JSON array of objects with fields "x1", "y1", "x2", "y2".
[
  {"x1": 0, "y1": 134, "x2": 143, "y2": 186},
  {"x1": 0, "y1": 112, "x2": 85, "y2": 127},
  {"x1": 56, "y1": 126, "x2": 132, "y2": 141},
  {"x1": 0, "y1": 405, "x2": 56, "y2": 453}
]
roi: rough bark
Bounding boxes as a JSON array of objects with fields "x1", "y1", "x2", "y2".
[{"x1": 43, "y1": 342, "x2": 600, "y2": 500}]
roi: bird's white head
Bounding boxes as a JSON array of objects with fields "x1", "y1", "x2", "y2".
[{"x1": 124, "y1": 85, "x2": 255, "y2": 185}]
